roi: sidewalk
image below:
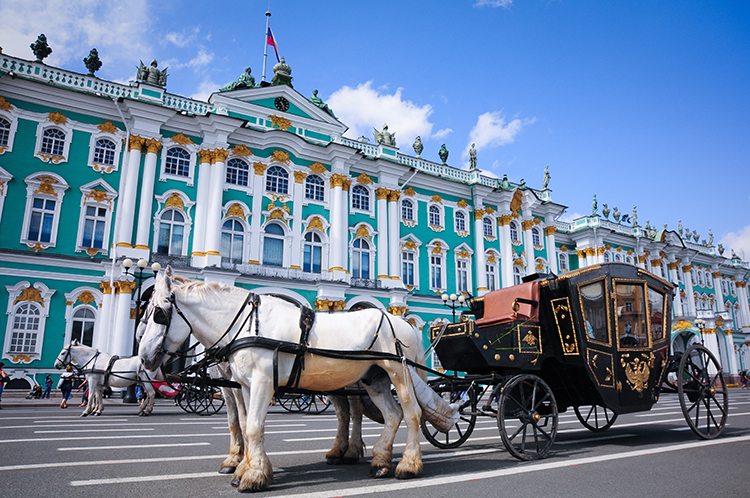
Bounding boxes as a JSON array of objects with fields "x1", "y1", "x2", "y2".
[{"x1": 0, "y1": 390, "x2": 173, "y2": 408}]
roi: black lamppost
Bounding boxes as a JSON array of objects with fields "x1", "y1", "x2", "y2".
[
  {"x1": 441, "y1": 292, "x2": 465, "y2": 323},
  {"x1": 695, "y1": 318, "x2": 706, "y2": 346},
  {"x1": 121, "y1": 258, "x2": 161, "y2": 403}
]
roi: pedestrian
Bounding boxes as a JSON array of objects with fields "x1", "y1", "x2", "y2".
[
  {"x1": 77, "y1": 378, "x2": 89, "y2": 407},
  {"x1": 742, "y1": 370, "x2": 749, "y2": 390},
  {"x1": 0, "y1": 361, "x2": 9, "y2": 409},
  {"x1": 43, "y1": 375, "x2": 53, "y2": 399},
  {"x1": 57, "y1": 365, "x2": 75, "y2": 409}
]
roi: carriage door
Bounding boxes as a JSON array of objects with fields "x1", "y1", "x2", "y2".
[
  {"x1": 580, "y1": 278, "x2": 617, "y2": 408},
  {"x1": 612, "y1": 280, "x2": 656, "y2": 409}
]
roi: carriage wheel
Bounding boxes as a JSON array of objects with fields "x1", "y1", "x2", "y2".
[
  {"x1": 277, "y1": 394, "x2": 302, "y2": 412},
  {"x1": 497, "y1": 374, "x2": 558, "y2": 461},
  {"x1": 574, "y1": 405, "x2": 618, "y2": 432},
  {"x1": 185, "y1": 383, "x2": 213, "y2": 414},
  {"x1": 197, "y1": 386, "x2": 225, "y2": 416},
  {"x1": 176, "y1": 385, "x2": 194, "y2": 413},
  {"x1": 421, "y1": 383, "x2": 478, "y2": 449},
  {"x1": 300, "y1": 394, "x2": 331, "y2": 414},
  {"x1": 677, "y1": 344, "x2": 728, "y2": 439}
]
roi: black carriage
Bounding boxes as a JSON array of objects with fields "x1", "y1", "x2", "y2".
[{"x1": 423, "y1": 262, "x2": 728, "y2": 460}]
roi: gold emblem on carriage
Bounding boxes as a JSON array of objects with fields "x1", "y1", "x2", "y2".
[{"x1": 620, "y1": 353, "x2": 652, "y2": 393}]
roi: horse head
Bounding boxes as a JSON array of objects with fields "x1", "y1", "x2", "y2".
[
  {"x1": 54, "y1": 339, "x2": 79, "y2": 369},
  {"x1": 139, "y1": 266, "x2": 191, "y2": 371}
]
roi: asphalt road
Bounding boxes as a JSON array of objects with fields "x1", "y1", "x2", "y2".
[{"x1": 1, "y1": 390, "x2": 749, "y2": 498}]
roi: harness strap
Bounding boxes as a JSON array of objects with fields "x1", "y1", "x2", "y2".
[{"x1": 103, "y1": 355, "x2": 119, "y2": 386}]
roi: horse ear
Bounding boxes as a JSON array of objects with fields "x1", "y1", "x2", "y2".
[
  {"x1": 71, "y1": 338, "x2": 78, "y2": 345},
  {"x1": 158, "y1": 265, "x2": 173, "y2": 294}
]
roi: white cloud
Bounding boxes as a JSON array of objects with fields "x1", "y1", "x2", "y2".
[
  {"x1": 465, "y1": 110, "x2": 535, "y2": 157},
  {"x1": 432, "y1": 128, "x2": 453, "y2": 140},
  {"x1": 719, "y1": 224, "x2": 750, "y2": 262},
  {"x1": 164, "y1": 27, "x2": 202, "y2": 48},
  {"x1": 326, "y1": 81, "x2": 437, "y2": 143},
  {"x1": 190, "y1": 79, "x2": 220, "y2": 102},
  {"x1": 559, "y1": 211, "x2": 586, "y2": 223},
  {"x1": 474, "y1": 0, "x2": 513, "y2": 8}
]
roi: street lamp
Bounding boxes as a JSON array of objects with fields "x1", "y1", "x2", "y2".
[
  {"x1": 121, "y1": 258, "x2": 162, "y2": 403},
  {"x1": 442, "y1": 292, "x2": 466, "y2": 323},
  {"x1": 695, "y1": 318, "x2": 706, "y2": 345}
]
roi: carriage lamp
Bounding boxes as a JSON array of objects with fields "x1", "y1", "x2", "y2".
[
  {"x1": 442, "y1": 292, "x2": 466, "y2": 323},
  {"x1": 695, "y1": 318, "x2": 706, "y2": 345}
]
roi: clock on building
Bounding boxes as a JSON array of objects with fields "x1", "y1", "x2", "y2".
[{"x1": 274, "y1": 96, "x2": 290, "y2": 112}]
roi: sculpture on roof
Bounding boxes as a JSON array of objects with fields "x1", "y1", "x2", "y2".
[
  {"x1": 708, "y1": 229, "x2": 714, "y2": 246},
  {"x1": 83, "y1": 48, "x2": 102, "y2": 76},
  {"x1": 632, "y1": 206, "x2": 638, "y2": 226},
  {"x1": 678, "y1": 219, "x2": 683, "y2": 237},
  {"x1": 220, "y1": 67, "x2": 256, "y2": 92},
  {"x1": 309, "y1": 89, "x2": 336, "y2": 117},
  {"x1": 468, "y1": 143, "x2": 477, "y2": 170},
  {"x1": 592, "y1": 195, "x2": 598, "y2": 216},
  {"x1": 519, "y1": 178, "x2": 527, "y2": 189},
  {"x1": 500, "y1": 174, "x2": 511, "y2": 191},
  {"x1": 137, "y1": 59, "x2": 168, "y2": 87},
  {"x1": 412, "y1": 136, "x2": 423, "y2": 157},
  {"x1": 438, "y1": 144, "x2": 449, "y2": 164},
  {"x1": 270, "y1": 57, "x2": 293, "y2": 88},
  {"x1": 612, "y1": 206, "x2": 620, "y2": 223},
  {"x1": 718, "y1": 244, "x2": 725, "y2": 255},
  {"x1": 542, "y1": 165, "x2": 550, "y2": 190},
  {"x1": 30, "y1": 34, "x2": 52, "y2": 62},
  {"x1": 602, "y1": 203, "x2": 610, "y2": 220},
  {"x1": 692, "y1": 230, "x2": 699, "y2": 243},
  {"x1": 374, "y1": 124, "x2": 396, "y2": 147}
]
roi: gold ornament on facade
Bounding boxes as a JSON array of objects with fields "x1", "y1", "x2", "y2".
[
  {"x1": 604, "y1": 244, "x2": 612, "y2": 250},
  {"x1": 487, "y1": 253, "x2": 497, "y2": 264},
  {"x1": 485, "y1": 205, "x2": 495, "y2": 214},
  {"x1": 85, "y1": 248, "x2": 99, "y2": 256},
  {"x1": 375, "y1": 187, "x2": 389, "y2": 200},
  {"x1": 100, "y1": 281, "x2": 112, "y2": 295},
  {"x1": 473, "y1": 209, "x2": 485, "y2": 220},
  {"x1": 560, "y1": 245, "x2": 568, "y2": 252},
  {"x1": 271, "y1": 150, "x2": 291, "y2": 164},
  {"x1": 402, "y1": 186, "x2": 416, "y2": 196},
  {"x1": 145, "y1": 138, "x2": 162, "y2": 154},
  {"x1": 431, "y1": 246, "x2": 443, "y2": 255},
  {"x1": 387, "y1": 190, "x2": 400, "y2": 202},
  {"x1": 36, "y1": 153, "x2": 65, "y2": 164},
  {"x1": 584, "y1": 247, "x2": 596, "y2": 257},
  {"x1": 597, "y1": 247, "x2": 605, "y2": 256},
  {"x1": 77, "y1": 291, "x2": 96, "y2": 306},
  {"x1": 536, "y1": 259, "x2": 544, "y2": 271},
  {"x1": 115, "y1": 280, "x2": 138, "y2": 295},
  {"x1": 544, "y1": 226, "x2": 557, "y2": 236},
  {"x1": 510, "y1": 189, "x2": 523, "y2": 213},
  {"x1": 626, "y1": 249, "x2": 633, "y2": 255},
  {"x1": 129, "y1": 134, "x2": 146, "y2": 151},
  {"x1": 213, "y1": 148, "x2": 230, "y2": 163},
  {"x1": 232, "y1": 144, "x2": 253, "y2": 157},
  {"x1": 356, "y1": 172, "x2": 374, "y2": 185},
  {"x1": 27, "y1": 242, "x2": 48, "y2": 251},
  {"x1": 651, "y1": 259, "x2": 663, "y2": 267},
  {"x1": 199, "y1": 149, "x2": 214, "y2": 164},
  {"x1": 293, "y1": 170, "x2": 307, "y2": 184},
  {"x1": 329, "y1": 173, "x2": 347, "y2": 188},
  {"x1": 668, "y1": 262, "x2": 679, "y2": 270},
  {"x1": 457, "y1": 199, "x2": 468, "y2": 208},
  {"x1": 0, "y1": 96, "x2": 13, "y2": 111},
  {"x1": 226, "y1": 203, "x2": 245, "y2": 219},
  {"x1": 356, "y1": 225, "x2": 370, "y2": 239},
  {"x1": 14, "y1": 287, "x2": 45, "y2": 306},
  {"x1": 402, "y1": 240, "x2": 417, "y2": 250},
  {"x1": 388, "y1": 306, "x2": 408, "y2": 317},
  {"x1": 269, "y1": 208, "x2": 287, "y2": 222},
  {"x1": 497, "y1": 214, "x2": 512, "y2": 226},
  {"x1": 48, "y1": 111, "x2": 67, "y2": 125},
  {"x1": 431, "y1": 194, "x2": 443, "y2": 204},
  {"x1": 253, "y1": 162, "x2": 267, "y2": 175},
  {"x1": 308, "y1": 216, "x2": 324, "y2": 231},
  {"x1": 10, "y1": 354, "x2": 33, "y2": 364},
  {"x1": 34, "y1": 176, "x2": 59, "y2": 197},
  {"x1": 170, "y1": 132, "x2": 194, "y2": 145},
  {"x1": 712, "y1": 271, "x2": 721, "y2": 279},
  {"x1": 309, "y1": 162, "x2": 326, "y2": 174},
  {"x1": 269, "y1": 114, "x2": 293, "y2": 131},
  {"x1": 97, "y1": 121, "x2": 119, "y2": 134},
  {"x1": 457, "y1": 249, "x2": 470, "y2": 259},
  {"x1": 165, "y1": 192, "x2": 185, "y2": 210},
  {"x1": 85, "y1": 190, "x2": 110, "y2": 206},
  {"x1": 576, "y1": 250, "x2": 586, "y2": 258},
  {"x1": 521, "y1": 220, "x2": 534, "y2": 231}
]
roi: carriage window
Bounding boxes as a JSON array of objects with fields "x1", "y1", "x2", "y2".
[
  {"x1": 615, "y1": 283, "x2": 648, "y2": 348},
  {"x1": 580, "y1": 281, "x2": 608, "y2": 343},
  {"x1": 647, "y1": 287, "x2": 665, "y2": 342}
]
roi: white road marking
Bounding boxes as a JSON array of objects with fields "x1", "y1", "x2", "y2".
[
  {"x1": 35, "y1": 428, "x2": 154, "y2": 434},
  {"x1": 0, "y1": 432, "x2": 229, "y2": 444},
  {"x1": 59, "y1": 442, "x2": 212, "y2": 451}
]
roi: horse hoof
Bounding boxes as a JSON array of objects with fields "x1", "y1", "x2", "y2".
[
  {"x1": 326, "y1": 457, "x2": 343, "y2": 465},
  {"x1": 219, "y1": 466, "x2": 236, "y2": 474},
  {"x1": 231, "y1": 477, "x2": 240, "y2": 487},
  {"x1": 396, "y1": 470, "x2": 419, "y2": 480},
  {"x1": 80, "y1": 413, "x2": 88, "y2": 418},
  {"x1": 371, "y1": 467, "x2": 390, "y2": 478}
]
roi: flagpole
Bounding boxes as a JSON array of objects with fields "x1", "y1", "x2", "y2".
[{"x1": 262, "y1": 11, "x2": 271, "y2": 83}]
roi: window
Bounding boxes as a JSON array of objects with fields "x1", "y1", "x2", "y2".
[
  {"x1": 532, "y1": 227, "x2": 542, "y2": 247},
  {"x1": 27, "y1": 198, "x2": 56, "y2": 243},
  {"x1": 614, "y1": 253, "x2": 622, "y2": 262},
  {"x1": 303, "y1": 232, "x2": 322, "y2": 273},
  {"x1": 510, "y1": 221, "x2": 520, "y2": 242},
  {"x1": 165, "y1": 147, "x2": 191, "y2": 177},
  {"x1": 221, "y1": 219, "x2": 245, "y2": 264},
  {"x1": 93, "y1": 138, "x2": 116, "y2": 166},
  {"x1": 157, "y1": 210, "x2": 185, "y2": 255},
  {"x1": 455, "y1": 211, "x2": 466, "y2": 233},
  {"x1": 580, "y1": 280, "x2": 608, "y2": 343},
  {"x1": 266, "y1": 166, "x2": 289, "y2": 194},
  {"x1": 626, "y1": 255, "x2": 633, "y2": 265},
  {"x1": 661, "y1": 261, "x2": 669, "y2": 281},
  {"x1": 603, "y1": 252, "x2": 611, "y2": 263},
  {"x1": 21, "y1": 173, "x2": 68, "y2": 249},
  {"x1": 262, "y1": 223, "x2": 285, "y2": 267},
  {"x1": 40, "y1": 128, "x2": 66, "y2": 156},
  {"x1": 402, "y1": 199, "x2": 414, "y2": 223},
  {"x1": 616, "y1": 283, "x2": 648, "y2": 348},
  {"x1": 706, "y1": 272, "x2": 713, "y2": 288},
  {"x1": 486, "y1": 262, "x2": 497, "y2": 291},
  {"x1": 558, "y1": 252, "x2": 568, "y2": 273},
  {"x1": 9, "y1": 303, "x2": 40, "y2": 354},
  {"x1": 483, "y1": 217, "x2": 493, "y2": 238},
  {"x1": 71, "y1": 307, "x2": 96, "y2": 347},
  {"x1": 722, "y1": 279, "x2": 729, "y2": 296},
  {"x1": 513, "y1": 265, "x2": 523, "y2": 285},
  {"x1": 305, "y1": 175, "x2": 324, "y2": 201},
  {"x1": 0, "y1": 117, "x2": 10, "y2": 147},
  {"x1": 226, "y1": 158, "x2": 249, "y2": 187},
  {"x1": 402, "y1": 250, "x2": 415, "y2": 287},
  {"x1": 648, "y1": 288, "x2": 665, "y2": 342},
  {"x1": 351, "y1": 185, "x2": 370, "y2": 211},
  {"x1": 352, "y1": 238, "x2": 371, "y2": 279},
  {"x1": 691, "y1": 269, "x2": 697, "y2": 285},
  {"x1": 81, "y1": 206, "x2": 107, "y2": 249},
  {"x1": 429, "y1": 205, "x2": 442, "y2": 227},
  {"x1": 731, "y1": 282, "x2": 737, "y2": 297},
  {"x1": 457, "y1": 259, "x2": 468, "y2": 292},
  {"x1": 697, "y1": 270, "x2": 705, "y2": 287},
  {"x1": 430, "y1": 254, "x2": 443, "y2": 289}
]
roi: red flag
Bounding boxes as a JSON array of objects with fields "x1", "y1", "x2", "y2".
[{"x1": 267, "y1": 27, "x2": 280, "y2": 62}]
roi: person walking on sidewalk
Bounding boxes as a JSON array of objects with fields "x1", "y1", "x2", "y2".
[
  {"x1": 57, "y1": 366, "x2": 75, "y2": 409},
  {"x1": 0, "y1": 362, "x2": 8, "y2": 409},
  {"x1": 43, "y1": 375, "x2": 53, "y2": 399}
]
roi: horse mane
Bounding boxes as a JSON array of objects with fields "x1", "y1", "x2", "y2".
[{"x1": 172, "y1": 274, "x2": 235, "y2": 297}]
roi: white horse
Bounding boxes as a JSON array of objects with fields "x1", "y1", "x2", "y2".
[
  {"x1": 138, "y1": 267, "x2": 431, "y2": 492},
  {"x1": 55, "y1": 341, "x2": 156, "y2": 417}
]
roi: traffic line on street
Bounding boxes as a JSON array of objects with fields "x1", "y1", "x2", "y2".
[
  {"x1": 0, "y1": 432, "x2": 229, "y2": 444},
  {"x1": 71, "y1": 471, "x2": 224, "y2": 486},
  {"x1": 35, "y1": 428, "x2": 155, "y2": 434},
  {"x1": 59, "y1": 442, "x2": 212, "y2": 451}
]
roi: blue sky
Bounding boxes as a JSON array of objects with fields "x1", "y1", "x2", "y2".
[{"x1": 2, "y1": 0, "x2": 749, "y2": 258}]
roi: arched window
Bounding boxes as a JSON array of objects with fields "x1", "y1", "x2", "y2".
[
  {"x1": 351, "y1": 185, "x2": 370, "y2": 211},
  {"x1": 603, "y1": 251, "x2": 611, "y2": 263},
  {"x1": 690, "y1": 269, "x2": 697, "y2": 285},
  {"x1": 226, "y1": 158, "x2": 249, "y2": 187},
  {"x1": 402, "y1": 199, "x2": 414, "y2": 222},
  {"x1": 626, "y1": 255, "x2": 634, "y2": 265},
  {"x1": 221, "y1": 219, "x2": 244, "y2": 264},
  {"x1": 485, "y1": 261, "x2": 497, "y2": 291},
  {"x1": 303, "y1": 232, "x2": 322, "y2": 273},
  {"x1": 93, "y1": 138, "x2": 116, "y2": 166},
  {"x1": 510, "y1": 221, "x2": 520, "y2": 242},
  {"x1": 614, "y1": 253, "x2": 622, "y2": 262},
  {"x1": 697, "y1": 270, "x2": 705, "y2": 287},
  {"x1": 352, "y1": 238, "x2": 371, "y2": 279},
  {"x1": 71, "y1": 307, "x2": 96, "y2": 347},
  {"x1": 428, "y1": 205, "x2": 442, "y2": 227},
  {"x1": 402, "y1": 249, "x2": 415, "y2": 286},
  {"x1": 558, "y1": 253, "x2": 568, "y2": 273},
  {"x1": 40, "y1": 128, "x2": 66, "y2": 156},
  {"x1": 165, "y1": 147, "x2": 191, "y2": 177},
  {"x1": 305, "y1": 175, "x2": 324, "y2": 201},
  {"x1": 157, "y1": 210, "x2": 185, "y2": 255},
  {"x1": 9, "y1": 303, "x2": 41, "y2": 354},
  {"x1": 81, "y1": 205, "x2": 107, "y2": 249},
  {"x1": 455, "y1": 211, "x2": 466, "y2": 233},
  {"x1": 513, "y1": 265, "x2": 523, "y2": 285},
  {"x1": 483, "y1": 217, "x2": 493, "y2": 237},
  {"x1": 266, "y1": 166, "x2": 289, "y2": 194},
  {"x1": 532, "y1": 227, "x2": 542, "y2": 246},
  {"x1": 262, "y1": 223, "x2": 285, "y2": 266},
  {"x1": 0, "y1": 117, "x2": 10, "y2": 147}
]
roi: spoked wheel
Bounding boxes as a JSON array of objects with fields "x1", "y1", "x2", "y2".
[
  {"x1": 185, "y1": 383, "x2": 216, "y2": 415},
  {"x1": 421, "y1": 382, "x2": 478, "y2": 449},
  {"x1": 277, "y1": 394, "x2": 302, "y2": 412},
  {"x1": 299, "y1": 394, "x2": 331, "y2": 414},
  {"x1": 497, "y1": 374, "x2": 558, "y2": 461},
  {"x1": 198, "y1": 386, "x2": 225, "y2": 416},
  {"x1": 574, "y1": 405, "x2": 618, "y2": 432},
  {"x1": 176, "y1": 385, "x2": 195, "y2": 413},
  {"x1": 677, "y1": 344, "x2": 728, "y2": 439}
]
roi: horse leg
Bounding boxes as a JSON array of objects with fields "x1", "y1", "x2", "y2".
[
  {"x1": 220, "y1": 386, "x2": 244, "y2": 474},
  {"x1": 343, "y1": 395, "x2": 366, "y2": 464},
  {"x1": 141, "y1": 381, "x2": 156, "y2": 416},
  {"x1": 81, "y1": 378, "x2": 94, "y2": 417},
  {"x1": 236, "y1": 376, "x2": 274, "y2": 493},
  {"x1": 387, "y1": 366, "x2": 423, "y2": 479},
  {"x1": 231, "y1": 387, "x2": 249, "y2": 487},
  {"x1": 325, "y1": 395, "x2": 350, "y2": 464},
  {"x1": 362, "y1": 373, "x2": 402, "y2": 478}
]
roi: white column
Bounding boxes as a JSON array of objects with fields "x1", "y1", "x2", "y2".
[
  {"x1": 712, "y1": 271, "x2": 726, "y2": 312},
  {"x1": 545, "y1": 226, "x2": 558, "y2": 275},
  {"x1": 522, "y1": 219, "x2": 535, "y2": 271},
  {"x1": 586, "y1": 247, "x2": 596, "y2": 267},
  {"x1": 94, "y1": 281, "x2": 113, "y2": 353},
  {"x1": 473, "y1": 209, "x2": 487, "y2": 294},
  {"x1": 499, "y1": 216, "x2": 513, "y2": 288},
  {"x1": 577, "y1": 249, "x2": 587, "y2": 269},
  {"x1": 116, "y1": 136, "x2": 145, "y2": 248},
  {"x1": 738, "y1": 283, "x2": 750, "y2": 328},
  {"x1": 702, "y1": 329, "x2": 722, "y2": 372},
  {"x1": 205, "y1": 149, "x2": 228, "y2": 267},
  {"x1": 191, "y1": 149, "x2": 213, "y2": 267},
  {"x1": 290, "y1": 171, "x2": 305, "y2": 270},
  {"x1": 387, "y1": 190, "x2": 401, "y2": 279},
  {"x1": 650, "y1": 259, "x2": 663, "y2": 279},
  {"x1": 340, "y1": 182, "x2": 350, "y2": 274},
  {"x1": 135, "y1": 139, "x2": 161, "y2": 250},
  {"x1": 668, "y1": 262, "x2": 684, "y2": 317},
  {"x1": 725, "y1": 331, "x2": 739, "y2": 376},
  {"x1": 683, "y1": 265, "x2": 697, "y2": 317},
  {"x1": 111, "y1": 280, "x2": 136, "y2": 358},
  {"x1": 248, "y1": 163, "x2": 266, "y2": 264},
  {"x1": 328, "y1": 175, "x2": 345, "y2": 272},
  {"x1": 375, "y1": 188, "x2": 389, "y2": 281}
]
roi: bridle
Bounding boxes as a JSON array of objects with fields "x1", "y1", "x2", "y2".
[{"x1": 57, "y1": 344, "x2": 100, "y2": 372}]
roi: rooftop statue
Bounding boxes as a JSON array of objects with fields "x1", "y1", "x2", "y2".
[
  {"x1": 271, "y1": 57, "x2": 293, "y2": 88},
  {"x1": 519, "y1": 178, "x2": 527, "y2": 189},
  {"x1": 374, "y1": 124, "x2": 396, "y2": 147},
  {"x1": 500, "y1": 174, "x2": 511, "y2": 191},
  {"x1": 309, "y1": 89, "x2": 336, "y2": 117},
  {"x1": 602, "y1": 203, "x2": 610, "y2": 220},
  {"x1": 708, "y1": 229, "x2": 714, "y2": 246},
  {"x1": 468, "y1": 143, "x2": 477, "y2": 170},
  {"x1": 220, "y1": 67, "x2": 256, "y2": 92},
  {"x1": 592, "y1": 195, "x2": 598, "y2": 216},
  {"x1": 678, "y1": 219, "x2": 683, "y2": 237},
  {"x1": 542, "y1": 165, "x2": 551, "y2": 190},
  {"x1": 692, "y1": 230, "x2": 699, "y2": 243},
  {"x1": 612, "y1": 206, "x2": 620, "y2": 223},
  {"x1": 30, "y1": 33, "x2": 52, "y2": 62},
  {"x1": 718, "y1": 244, "x2": 725, "y2": 255},
  {"x1": 632, "y1": 205, "x2": 638, "y2": 226},
  {"x1": 412, "y1": 136, "x2": 423, "y2": 157},
  {"x1": 438, "y1": 144, "x2": 449, "y2": 164},
  {"x1": 137, "y1": 59, "x2": 168, "y2": 87},
  {"x1": 83, "y1": 48, "x2": 102, "y2": 76}
]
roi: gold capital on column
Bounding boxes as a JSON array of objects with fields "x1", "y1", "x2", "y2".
[
  {"x1": 100, "y1": 281, "x2": 112, "y2": 295},
  {"x1": 474, "y1": 208, "x2": 485, "y2": 220},
  {"x1": 522, "y1": 219, "x2": 535, "y2": 231},
  {"x1": 253, "y1": 162, "x2": 267, "y2": 175},
  {"x1": 497, "y1": 214, "x2": 512, "y2": 226},
  {"x1": 668, "y1": 262, "x2": 679, "y2": 270},
  {"x1": 199, "y1": 149, "x2": 214, "y2": 164},
  {"x1": 387, "y1": 190, "x2": 401, "y2": 202},
  {"x1": 114, "y1": 280, "x2": 137, "y2": 295},
  {"x1": 375, "y1": 187, "x2": 389, "y2": 200},
  {"x1": 682, "y1": 264, "x2": 694, "y2": 272},
  {"x1": 712, "y1": 271, "x2": 721, "y2": 279},
  {"x1": 651, "y1": 259, "x2": 663, "y2": 267},
  {"x1": 129, "y1": 134, "x2": 146, "y2": 151},
  {"x1": 294, "y1": 170, "x2": 307, "y2": 184},
  {"x1": 145, "y1": 138, "x2": 162, "y2": 154},
  {"x1": 213, "y1": 148, "x2": 229, "y2": 163},
  {"x1": 576, "y1": 250, "x2": 586, "y2": 258},
  {"x1": 544, "y1": 225, "x2": 557, "y2": 236}
]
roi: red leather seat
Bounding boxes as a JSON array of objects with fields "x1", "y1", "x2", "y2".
[{"x1": 475, "y1": 281, "x2": 540, "y2": 328}]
